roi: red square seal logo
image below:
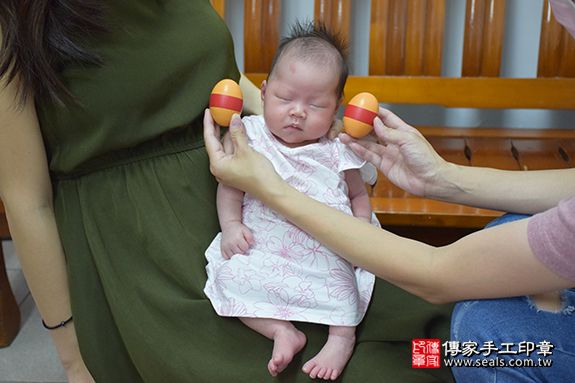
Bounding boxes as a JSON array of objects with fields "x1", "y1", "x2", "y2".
[{"x1": 412, "y1": 339, "x2": 441, "y2": 368}]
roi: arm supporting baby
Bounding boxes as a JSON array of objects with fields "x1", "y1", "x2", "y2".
[{"x1": 205, "y1": 111, "x2": 575, "y2": 304}]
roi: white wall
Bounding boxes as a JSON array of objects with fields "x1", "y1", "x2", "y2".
[{"x1": 223, "y1": 0, "x2": 575, "y2": 129}]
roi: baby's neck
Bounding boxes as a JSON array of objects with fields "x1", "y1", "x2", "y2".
[{"x1": 272, "y1": 134, "x2": 326, "y2": 148}]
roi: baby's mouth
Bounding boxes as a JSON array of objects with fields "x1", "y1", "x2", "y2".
[{"x1": 284, "y1": 124, "x2": 302, "y2": 131}]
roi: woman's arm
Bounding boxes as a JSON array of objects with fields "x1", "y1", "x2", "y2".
[
  {"x1": 0, "y1": 75, "x2": 93, "y2": 381},
  {"x1": 341, "y1": 108, "x2": 575, "y2": 214},
  {"x1": 204, "y1": 112, "x2": 575, "y2": 303},
  {"x1": 239, "y1": 73, "x2": 263, "y2": 116}
]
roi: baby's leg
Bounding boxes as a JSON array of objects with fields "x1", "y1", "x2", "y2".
[
  {"x1": 240, "y1": 317, "x2": 306, "y2": 377},
  {"x1": 302, "y1": 325, "x2": 355, "y2": 381}
]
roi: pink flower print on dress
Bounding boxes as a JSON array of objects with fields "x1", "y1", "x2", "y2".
[
  {"x1": 357, "y1": 285, "x2": 374, "y2": 315},
  {"x1": 329, "y1": 258, "x2": 360, "y2": 305},
  {"x1": 294, "y1": 275, "x2": 329, "y2": 304},
  {"x1": 218, "y1": 297, "x2": 249, "y2": 317},
  {"x1": 320, "y1": 306, "x2": 360, "y2": 326},
  {"x1": 290, "y1": 177, "x2": 319, "y2": 198},
  {"x1": 254, "y1": 283, "x2": 312, "y2": 321},
  {"x1": 313, "y1": 139, "x2": 340, "y2": 169},
  {"x1": 231, "y1": 268, "x2": 265, "y2": 295},
  {"x1": 210, "y1": 263, "x2": 235, "y2": 292},
  {"x1": 280, "y1": 153, "x2": 317, "y2": 178},
  {"x1": 341, "y1": 148, "x2": 366, "y2": 171},
  {"x1": 323, "y1": 184, "x2": 352, "y2": 207},
  {"x1": 286, "y1": 226, "x2": 332, "y2": 271},
  {"x1": 258, "y1": 254, "x2": 291, "y2": 279},
  {"x1": 266, "y1": 232, "x2": 307, "y2": 262},
  {"x1": 268, "y1": 275, "x2": 321, "y2": 309}
]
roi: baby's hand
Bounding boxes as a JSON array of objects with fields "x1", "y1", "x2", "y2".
[{"x1": 220, "y1": 222, "x2": 254, "y2": 260}]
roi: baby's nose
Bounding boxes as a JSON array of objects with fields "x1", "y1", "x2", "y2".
[{"x1": 289, "y1": 104, "x2": 306, "y2": 118}]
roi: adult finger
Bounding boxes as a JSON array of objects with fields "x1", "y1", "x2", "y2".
[
  {"x1": 372, "y1": 116, "x2": 417, "y2": 147},
  {"x1": 327, "y1": 119, "x2": 344, "y2": 140},
  {"x1": 228, "y1": 114, "x2": 250, "y2": 154},
  {"x1": 203, "y1": 109, "x2": 223, "y2": 160}
]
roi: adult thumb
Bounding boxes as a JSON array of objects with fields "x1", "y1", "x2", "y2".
[{"x1": 228, "y1": 114, "x2": 249, "y2": 151}]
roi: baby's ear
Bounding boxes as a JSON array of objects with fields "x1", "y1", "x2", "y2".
[
  {"x1": 260, "y1": 81, "x2": 267, "y2": 99},
  {"x1": 335, "y1": 95, "x2": 344, "y2": 113}
]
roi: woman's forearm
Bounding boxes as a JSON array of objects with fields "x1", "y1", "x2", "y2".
[
  {"x1": 256, "y1": 176, "x2": 438, "y2": 296},
  {"x1": 239, "y1": 73, "x2": 263, "y2": 116},
  {"x1": 433, "y1": 165, "x2": 575, "y2": 214},
  {"x1": 257, "y1": 177, "x2": 574, "y2": 303},
  {"x1": 6, "y1": 203, "x2": 72, "y2": 324},
  {"x1": 347, "y1": 110, "x2": 575, "y2": 215},
  {"x1": 5, "y1": 201, "x2": 88, "y2": 371}
]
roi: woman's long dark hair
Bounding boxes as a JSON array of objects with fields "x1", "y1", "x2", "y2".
[{"x1": 0, "y1": 0, "x2": 109, "y2": 106}]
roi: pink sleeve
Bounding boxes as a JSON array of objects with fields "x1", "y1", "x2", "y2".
[
  {"x1": 527, "y1": 197, "x2": 575, "y2": 281},
  {"x1": 548, "y1": 0, "x2": 575, "y2": 39}
]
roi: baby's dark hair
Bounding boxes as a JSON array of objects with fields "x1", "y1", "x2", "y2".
[{"x1": 268, "y1": 20, "x2": 349, "y2": 99}]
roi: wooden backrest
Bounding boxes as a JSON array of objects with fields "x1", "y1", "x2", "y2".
[
  {"x1": 220, "y1": 0, "x2": 575, "y2": 111},
  {"x1": 210, "y1": 0, "x2": 225, "y2": 19},
  {"x1": 369, "y1": 0, "x2": 445, "y2": 76},
  {"x1": 461, "y1": 0, "x2": 506, "y2": 77},
  {"x1": 358, "y1": 0, "x2": 575, "y2": 110}
]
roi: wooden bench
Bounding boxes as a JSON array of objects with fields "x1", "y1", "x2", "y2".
[{"x1": 213, "y1": 0, "x2": 575, "y2": 244}]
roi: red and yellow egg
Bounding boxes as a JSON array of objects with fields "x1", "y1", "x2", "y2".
[
  {"x1": 343, "y1": 92, "x2": 379, "y2": 138},
  {"x1": 209, "y1": 79, "x2": 243, "y2": 126}
]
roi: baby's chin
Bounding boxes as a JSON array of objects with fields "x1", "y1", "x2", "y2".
[{"x1": 272, "y1": 133, "x2": 321, "y2": 148}]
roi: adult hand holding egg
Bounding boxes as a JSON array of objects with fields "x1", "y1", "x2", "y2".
[
  {"x1": 209, "y1": 79, "x2": 244, "y2": 126},
  {"x1": 342, "y1": 92, "x2": 379, "y2": 138}
]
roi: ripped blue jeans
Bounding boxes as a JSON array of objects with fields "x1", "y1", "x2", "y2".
[{"x1": 450, "y1": 214, "x2": 575, "y2": 382}]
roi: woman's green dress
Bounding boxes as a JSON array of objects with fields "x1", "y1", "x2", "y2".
[{"x1": 36, "y1": 1, "x2": 454, "y2": 381}]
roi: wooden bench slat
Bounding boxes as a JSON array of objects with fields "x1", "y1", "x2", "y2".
[
  {"x1": 558, "y1": 140, "x2": 575, "y2": 167},
  {"x1": 314, "y1": 0, "x2": 351, "y2": 42},
  {"x1": 416, "y1": 126, "x2": 575, "y2": 139},
  {"x1": 371, "y1": 197, "x2": 503, "y2": 228},
  {"x1": 466, "y1": 137, "x2": 520, "y2": 170},
  {"x1": 511, "y1": 139, "x2": 572, "y2": 170},
  {"x1": 427, "y1": 137, "x2": 470, "y2": 165},
  {"x1": 371, "y1": 174, "x2": 414, "y2": 199},
  {"x1": 242, "y1": 75, "x2": 575, "y2": 111},
  {"x1": 462, "y1": 0, "x2": 506, "y2": 77},
  {"x1": 342, "y1": 77, "x2": 575, "y2": 110}
]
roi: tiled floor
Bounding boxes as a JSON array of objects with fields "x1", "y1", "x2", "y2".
[{"x1": 0, "y1": 240, "x2": 67, "y2": 383}]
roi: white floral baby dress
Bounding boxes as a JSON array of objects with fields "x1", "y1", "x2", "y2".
[{"x1": 204, "y1": 115, "x2": 380, "y2": 326}]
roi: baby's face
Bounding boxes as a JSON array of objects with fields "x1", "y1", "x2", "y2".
[{"x1": 261, "y1": 57, "x2": 341, "y2": 148}]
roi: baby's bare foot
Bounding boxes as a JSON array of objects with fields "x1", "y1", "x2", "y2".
[
  {"x1": 268, "y1": 327, "x2": 307, "y2": 376},
  {"x1": 302, "y1": 328, "x2": 355, "y2": 380}
]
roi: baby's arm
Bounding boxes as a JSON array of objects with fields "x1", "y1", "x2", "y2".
[
  {"x1": 217, "y1": 183, "x2": 254, "y2": 259},
  {"x1": 344, "y1": 169, "x2": 373, "y2": 223}
]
